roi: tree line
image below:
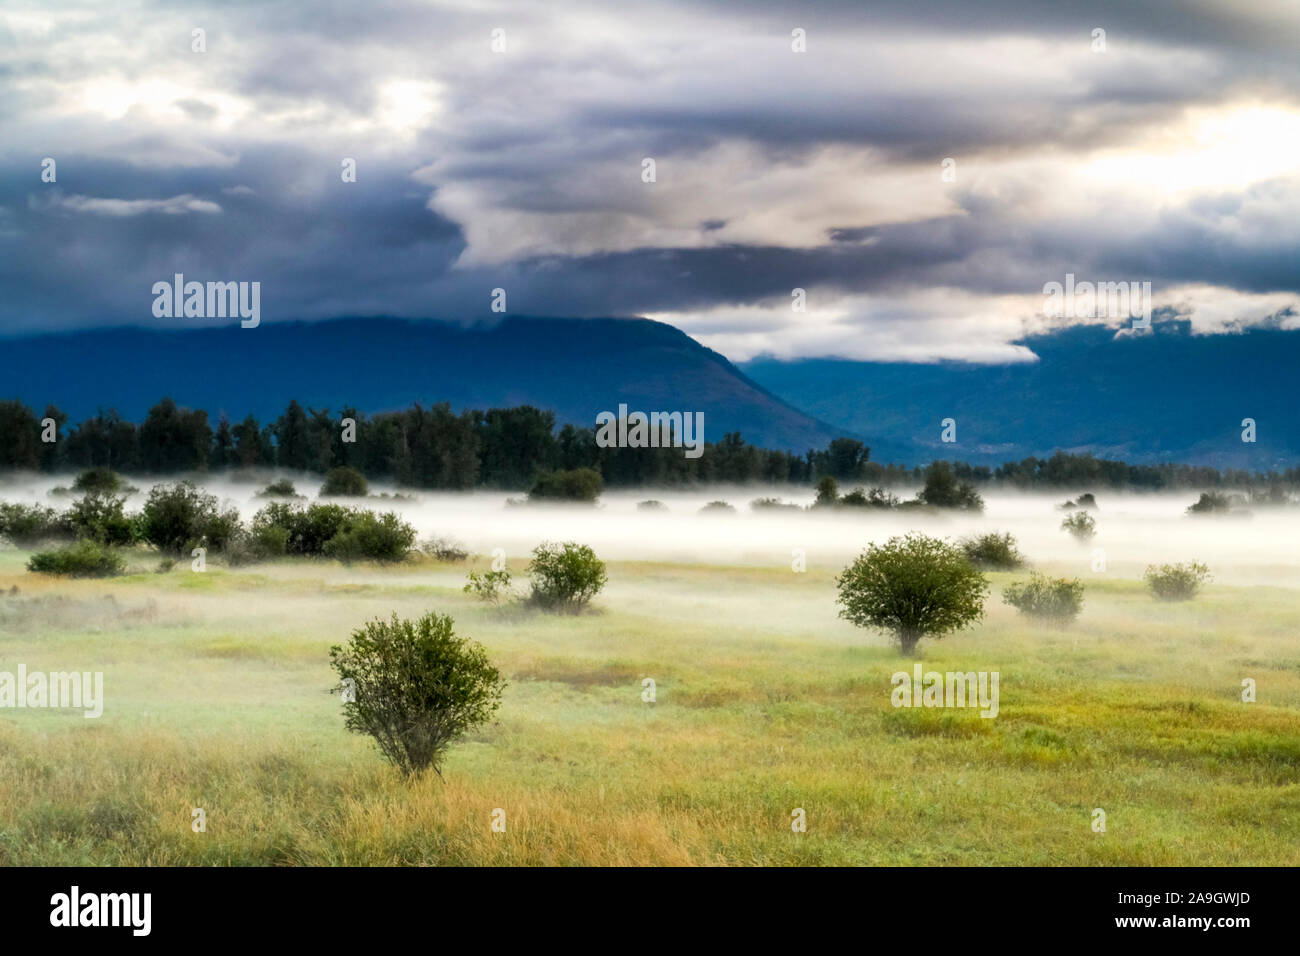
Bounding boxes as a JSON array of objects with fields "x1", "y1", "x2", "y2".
[{"x1": 0, "y1": 397, "x2": 1295, "y2": 491}]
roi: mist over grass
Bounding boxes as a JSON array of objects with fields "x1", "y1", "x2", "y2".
[{"x1": 3, "y1": 470, "x2": 1298, "y2": 865}]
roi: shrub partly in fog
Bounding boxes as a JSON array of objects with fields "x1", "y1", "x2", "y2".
[
  {"x1": 1002, "y1": 573, "x2": 1085, "y2": 625},
  {"x1": 836, "y1": 533, "x2": 988, "y2": 656},
  {"x1": 257, "y1": 479, "x2": 301, "y2": 499},
  {"x1": 1060, "y1": 510, "x2": 1097, "y2": 542},
  {"x1": 1144, "y1": 562, "x2": 1211, "y2": 601},
  {"x1": 64, "y1": 491, "x2": 135, "y2": 546},
  {"x1": 463, "y1": 568, "x2": 514, "y2": 604},
  {"x1": 527, "y1": 541, "x2": 607, "y2": 612},
  {"x1": 420, "y1": 536, "x2": 469, "y2": 562},
  {"x1": 699, "y1": 500, "x2": 735, "y2": 514},
  {"x1": 528, "y1": 467, "x2": 603, "y2": 503},
  {"x1": 1187, "y1": 491, "x2": 1233, "y2": 515},
  {"x1": 0, "y1": 503, "x2": 71, "y2": 547},
  {"x1": 916, "y1": 462, "x2": 984, "y2": 512},
  {"x1": 319, "y1": 466, "x2": 370, "y2": 498},
  {"x1": 840, "y1": 486, "x2": 900, "y2": 509},
  {"x1": 960, "y1": 531, "x2": 1027, "y2": 570},
  {"x1": 329, "y1": 612, "x2": 504, "y2": 777},
  {"x1": 323, "y1": 510, "x2": 416, "y2": 563},
  {"x1": 28, "y1": 539, "x2": 126, "y2": 578},
  {"x1": 251, "y1": 501, "x2": 415, "y2": 562},
  {"x1": 750, "y1": 497, "x2": 800, "y2": 511},
  {"x1": 139, "y1": 481, "x2": 240, "y2": 555},
  {"x1": 813, "y1": 476, "x2": 839, "y2": 507},
  {"x1": 637, "y1": 499, "x2": 667, "y2": 512},
  {"x1": 72, "y1": 467, "x2": 135, "y2": 496}
]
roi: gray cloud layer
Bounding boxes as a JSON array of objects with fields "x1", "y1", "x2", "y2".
[{"x1": 1, "y1": 0, "x2": 1297, "y2": 360}]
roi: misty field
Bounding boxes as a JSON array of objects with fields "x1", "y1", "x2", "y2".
[{"x1": 1, "y1": 484, "x2": 1299, "y2": 865}]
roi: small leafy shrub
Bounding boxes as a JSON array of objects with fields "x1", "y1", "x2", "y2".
[
  {"x1": 637, "y1": 500, "x2": 667, "y2": 512},
  {"x1": 699, "y1": 500, "x2": 735, "y2": 514},
  {"x1": 1144, "y1": 562, "x2": 1211, "y2": 601},
  {"x1": 72, "y1": 467, "x2": 135, "y2": 496},
  {"x1": 421, "y1": 536, "x2": 469, "y2": 562},
  {"x1": 1002, "y1": 573, "x2": 1085, "y2": 625},
  {"x1": 320, "y1": 467, "x2": 370, "y2": 498},
  {"x1": 463, "y1": 569, "x2": 514, "y2": 604},
  {"x1": 139, "y1": 482, "x2": 240, "y2": 555},
  {"x1": 329, "y1": 612, "x2": 504, "y2": 777},
  {"x1": 527, "y1": 541, "x2": 607, "y2": 612},
  {"x1": 1060, "y1": 511, "x2": 1096, "y2": 542},
  {"x1": 323, "y1": 510, "x2": 416, "y2": 563},
  {"x1": 960, "y1": 532, "x2": 1026, "y2": 570},
  {"x1": 0, "y1": 503, "x2": 71, "y2": 546},
  {"x1": 28, "y1": 539, "x2": 126, "y2": 578},
  {"x1": 258, "y1": 479, "x2": 300, "y2": 498},
  {"x1": 528, "y1": 468, "x2": 603, "y2": 503},
  {"x1": 1187, "y1": 491, "x2": 1232, "y2": 515}
]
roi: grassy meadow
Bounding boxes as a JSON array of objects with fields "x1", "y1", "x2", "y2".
[{"x1": 2, "y1": 518, "x2": 1298, "y2": 866}]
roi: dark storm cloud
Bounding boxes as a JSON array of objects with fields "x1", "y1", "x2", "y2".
[{"x1": 0, "y1": 0, "x2": 1297, "y2": 357}]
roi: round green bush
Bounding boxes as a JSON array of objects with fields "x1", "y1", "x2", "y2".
[{"x1": 527, "y1": 541, "x2": 607, "y2": 612}]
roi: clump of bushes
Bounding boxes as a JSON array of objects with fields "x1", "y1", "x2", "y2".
[
  {"x1": 257, "y1": 479, "x2": 301, "y2": 499},
  {"x1": 72, "y1": 467, "x2": 135, "y2": 496},
  {"x1": 1144, "y1": 562, "x2": 1211, "y2": 601},
  {"x1": 251, "y1": 502, "x2": 415, "y2": 562},
  {"x1": 528, "y1": 468, "x2": 603, "y2": 503},
  {"x1": 420, "y1": 536, "x2": 469, "y2": 562},
  {"x1": 319, "y1": 467, "x2": 370, "y2": 498},
  {"x1": 841, "y1": 486, "x2": 900, "y2": 509},
  {"x1": 0, "y1": 503, "x2": 70, "y2": 546},
  {"x1": 1187, "y1": 491, "x2": 1233, "y2": 515},
  {"x1": 699, "y1": 500, "x2": 735, "y2": 514},
  {"x1": 836, "y1": 533, "x2": 988, "y2": 656},
  {"x1": 329, "y1": 612, "x2": 504, "y2": 777},
  {"x1": 960, "y1": 532, "x2": 1026, "y2": 570},
  {"x1": 322, "y1": 511, "x2": 416, "y2": 563},
  {"x1": 750, "y1": 497, "x2": 800, "y2": 511},
  {"x1": 1060, "y1": 511, "x2": 1096, "y2": 542},
  {"x1": 1059, "y1": 493, "x2": 1098, "y2": 511},
  {"x1": 527, "y1": 541, "x2": 607, "y2": 612},
  {"x1": 139, "y1": 482, "x2": 240, "y2": 555},
  {"x1": 1002, "y1": 573, "x2": 1085, "y2": 625},
  {"x1": 28, "y1": 539, "x2": 126, "y2": 578},
  {"x1": 463, "y1": 569, "x2": 514, "y2": 605},
  {"x1": 916, "y1": 462, "x2": 984, "y2": 512}
]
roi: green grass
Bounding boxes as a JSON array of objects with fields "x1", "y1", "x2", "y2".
[{"x1": 0, "y1": 548, "x2": 1297, "y2": 865}]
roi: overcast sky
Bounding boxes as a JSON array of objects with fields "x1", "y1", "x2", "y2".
[{"x1": 2, "y1": 0, "x2": 1298, "y2": 362}]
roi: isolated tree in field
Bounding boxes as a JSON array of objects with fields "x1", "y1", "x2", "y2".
[
  {"x1": 330, "y1": 612, "x2": 504, "y2": 777},
  {"x1": 836, "y1": 533, "x2": 988, "y2": 656},
  {"x1": 814, "y1": 475, "x2": 839, "y2": 507},
  {"x1": 1060, "y1": 510, "x2": 1096, "y2": 542}
]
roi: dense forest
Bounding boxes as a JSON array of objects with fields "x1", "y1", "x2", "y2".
[{"x1": 0, "y1": 397, "x2": 1296, "y2": 491}]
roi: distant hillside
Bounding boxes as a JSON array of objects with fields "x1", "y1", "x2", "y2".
[
  {"x1": 0, "y1": 316, "x2": 849, "y2": 453},
  {"x1": 743, "y1": 321, "x2": 1299, "y2": 469}
]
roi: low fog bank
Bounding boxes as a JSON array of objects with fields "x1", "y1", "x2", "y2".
[{"x1": 2, "y1": 473, "x2": 1296, "y2": 586}]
